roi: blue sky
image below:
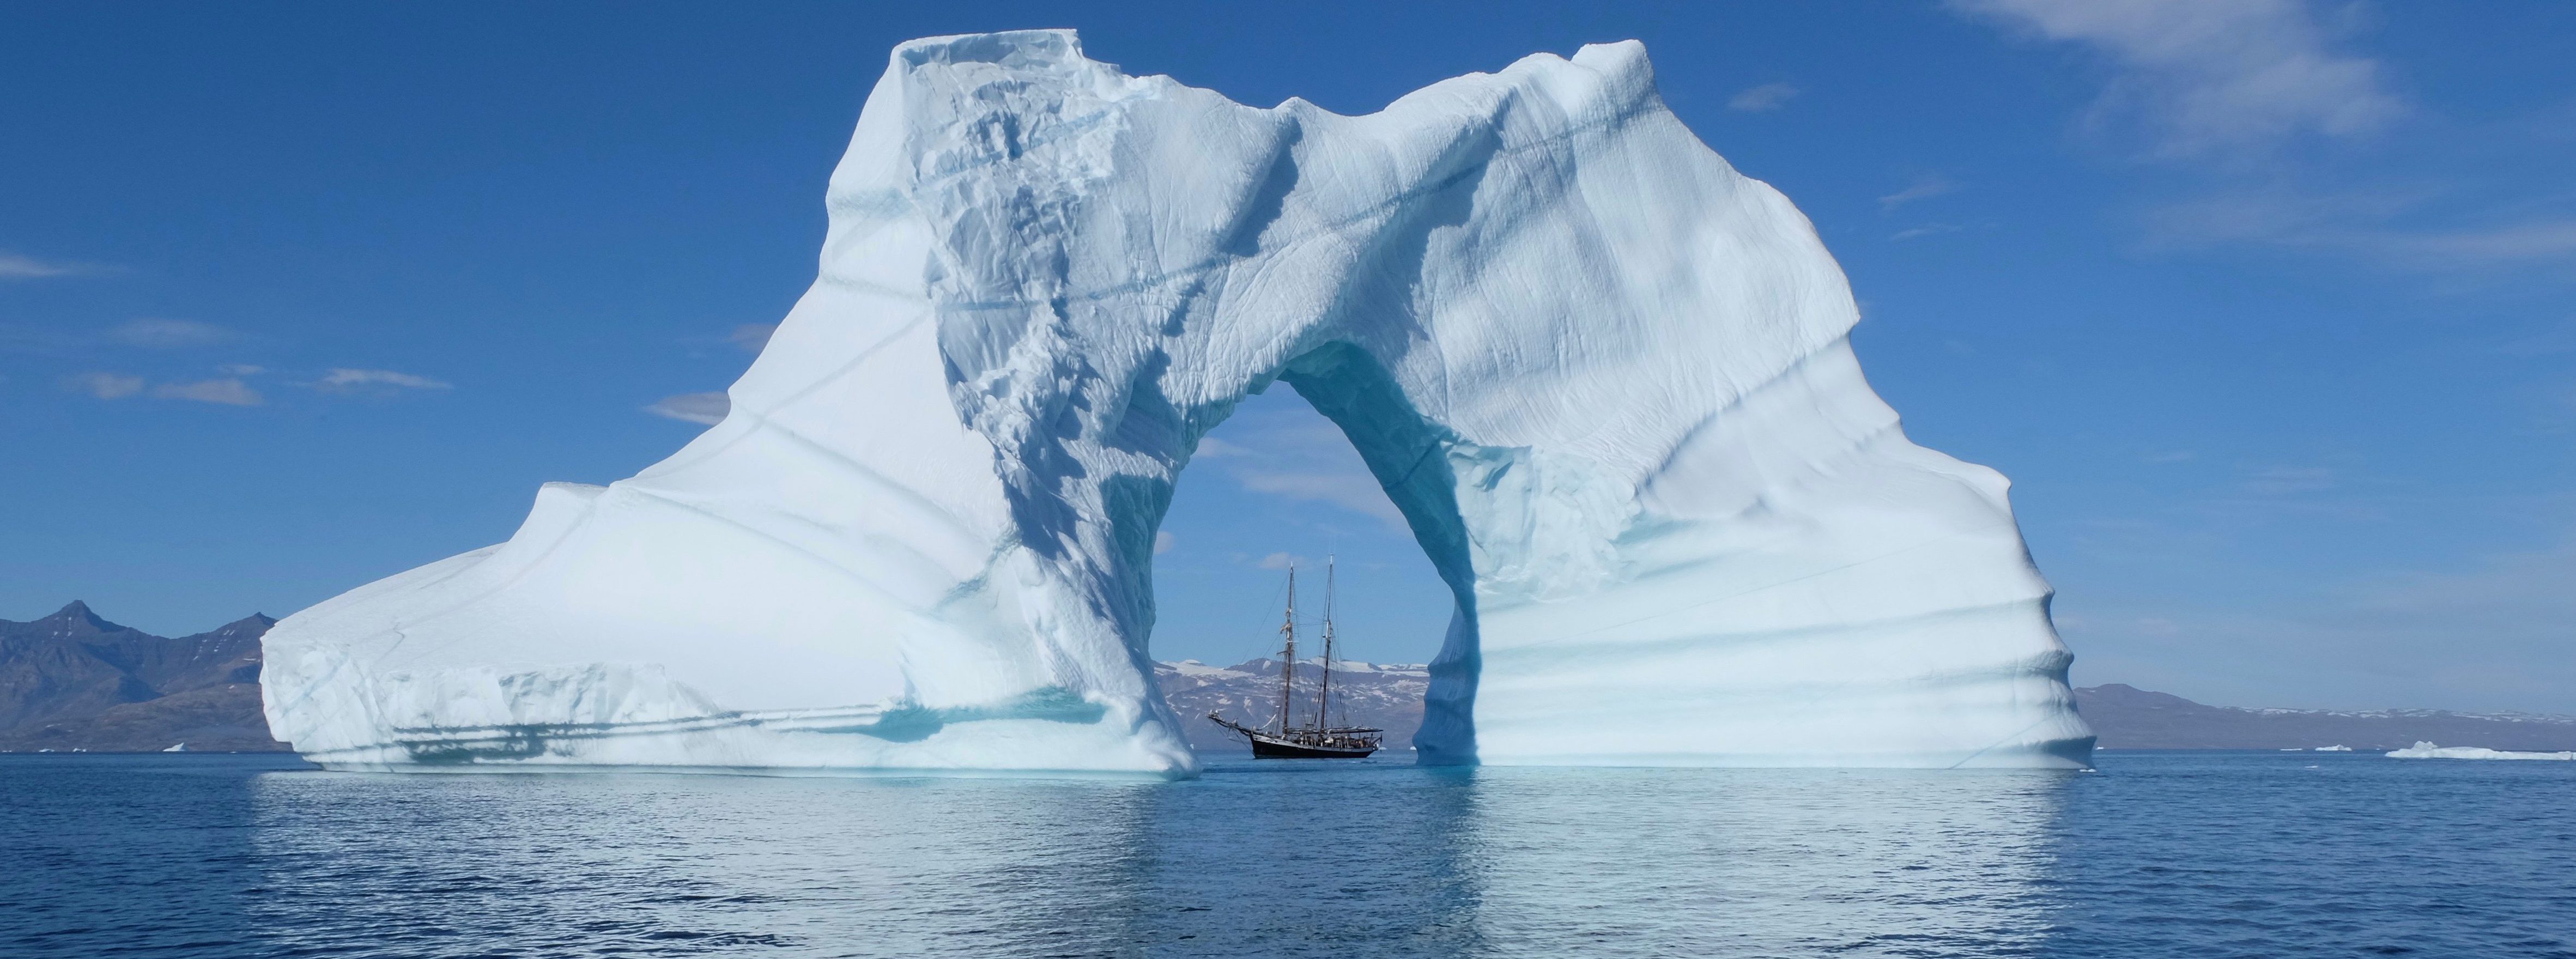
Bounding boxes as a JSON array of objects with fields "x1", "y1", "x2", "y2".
[{"x1": 4, "y1": 2, "x2": 2570, "y2": 712}]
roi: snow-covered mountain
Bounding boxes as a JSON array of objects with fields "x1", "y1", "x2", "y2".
[{"x1": 1155, "y1": 659, "x2": 1430, "y2": 752}]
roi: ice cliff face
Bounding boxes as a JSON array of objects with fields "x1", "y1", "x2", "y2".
[{"x1": 262, "y1": 30, "x2": 2093, "y2": 775}]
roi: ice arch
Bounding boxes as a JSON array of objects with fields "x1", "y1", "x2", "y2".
[{"x1": 262, "y1": 31, "x2": 2093, "y2": 775}]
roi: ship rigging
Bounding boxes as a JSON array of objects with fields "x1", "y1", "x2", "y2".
[{"x1": 1207, "y1": 557, "x2": 1384, "y2": 758}]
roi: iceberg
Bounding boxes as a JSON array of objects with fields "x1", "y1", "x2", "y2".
[
  {"x1": 2387, "y1": 742, "x2": 2575, "y2": 761},
  {"x1": 260, "y1": 30, "x2": 2092, "y2": 775}
]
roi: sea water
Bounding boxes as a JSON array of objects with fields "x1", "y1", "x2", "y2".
[{"x1": 4, "y1": 751, "x2": 2569, "y2": 957}]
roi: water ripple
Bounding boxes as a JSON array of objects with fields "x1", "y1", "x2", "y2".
[{"x1": 3, "y1": 752, "x2": 2571, "y2": 957}]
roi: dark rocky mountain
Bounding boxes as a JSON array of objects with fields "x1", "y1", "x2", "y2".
[
  {"x1": 0, "y1": 602, "x2": 287, "y2": 752},
  {"x1": 1156, "y1": 658, "x2": 1428, "y2": 752},
  {"x1": 2076, "y1": 683, "x2": 2576, "y2": 751}
]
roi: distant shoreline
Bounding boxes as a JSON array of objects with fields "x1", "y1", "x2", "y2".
[{"x1": 10, "y1": 602, "x2": 2571, "y2": 756}]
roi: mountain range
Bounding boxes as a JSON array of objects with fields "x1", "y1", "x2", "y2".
[
  {"x1": 4, "y1": 601, "x2": 2570, "y2": 755},
  {"x1": 2073, "y1": 682, "x2": 2576, "y2": 751},
  {"x1": 0, "y1": 602, "x2": 284, "y2": 752},
  {"x1": 1156, "y1": 658, "x2": 1433, "y2": 752}
]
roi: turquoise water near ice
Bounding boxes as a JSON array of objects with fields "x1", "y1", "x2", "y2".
[{"x1": 5, "y1": 750, "x2": 2571, "y2": 957}]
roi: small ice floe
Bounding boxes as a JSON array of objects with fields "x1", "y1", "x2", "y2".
[
  {"x1": 163, "y1": 742, "x2": 187, "y2": 752},
  {"x1": 2313, "y1": 745, "x2": 2352, "y2": 752},
  {"x1": 2386, "y1": 742, "x2": 2576, "y2": 761}
]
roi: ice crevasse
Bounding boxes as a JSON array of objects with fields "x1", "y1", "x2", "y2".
[{"x1": 262, "y1": 30, "x2": 2095, "y2": 775}]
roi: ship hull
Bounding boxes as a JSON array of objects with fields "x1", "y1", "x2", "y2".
[
  {"x1": 1207, "y1": 714, "x2": 1381, "y2": 758},
  {"x1": 1245, "y1": 735, "x2": 1378, "y2": 760}
]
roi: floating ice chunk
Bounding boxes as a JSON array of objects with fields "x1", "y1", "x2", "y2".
[
  {"x1": 2387, "y1": 742, "x2": 2576, "y2": 760},
  {"x1": 261, "y1": 29, "x2": 2090, "y2": 775}
]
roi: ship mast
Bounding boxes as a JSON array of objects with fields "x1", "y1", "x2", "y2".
[
  {"x1": 1315, "y1": 556, "x2": 1335, "y2": 733},
  {"x1": 1277, "y1": 564, "x2": 1296, "y2": 736}
]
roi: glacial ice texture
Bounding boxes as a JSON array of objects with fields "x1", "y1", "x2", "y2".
[{"x1": 262, "y1": 30, "x2": 2094, "y2": 775}]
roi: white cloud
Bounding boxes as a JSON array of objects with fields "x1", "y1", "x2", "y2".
[
  {"x1": 2380, "y1": 221, "x2": 2576, "y2": 263},
  {"x1": 1957, "y1": 2, "x2": 2567, "y2": 278},
  {"x1": 1154, "y1": 530, "x2": 1177, "y2": 555},
  {"x1": 1726, "y1": 82, "x2": 1798, "y2": 113},
  {"x1": 152, "y1": 378, "x2": 263, "y2": 406},
  {"x1": 2359, "y1": 543, "x2": 2576, "y2": 619},
  {"x1": 1193, "y1": 396, "x2": 1407, "y2": 531},
  {"x1": 1879, "y1": 174, "x2": 1959, "y2": 211},
  {"x1": 1953, "y1": 0, "x2": 2403, "y2": 159},
  {"x1": 1234, "y1": 469, "x2": 1408, "y2": 530},
  {"x1": 2066, "y1": 531, "x2": 2576, "y2": 712},
  {"x1": 1192, "y1": 436, "x2": 1248, "y2": 459},
  {"x1": 0, "y1": 251, "x2": 98, "y2": 280},
  {"x1": 2495, "y1": 319, "x2": 2576, "y2": 358},
  {"x1": 0, "y1": 324, "x2": 71, "y2": 353},
  {"x1": 2242, "y1": 465, "x2": 2336, "y2": 495},
  {"x1": 645, "y1": 391, "x2": 730, "y2": 426},
  {"x1": 2148, "y1": 190, "x2": 2576, "y2": 269},
  {"x1": 62, "y1": 371, "x2": 263, "y2": 405},
  {"x1": 110, "y1": 318, "x2": 235, "y2": 349},
  {"x1": 317, "y1": 368, "x2": 452, "y2": 392},
  {"x1": 730, "y1": 323, "x2": 778, "y2": 353},
  {"x1": 66, "y1": 372, "x2": 144, "y2": 399},
  {"x1": 1889, "y1": 223, "x2": 1964, "y2": 242},
  {"x1": 1256, "y1": 551, "x2": 1298, "y2": 570}
]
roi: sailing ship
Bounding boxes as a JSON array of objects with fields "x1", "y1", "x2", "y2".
[{"x1": 1208, "y1": 557, "x2": 1385, "y2": 758}]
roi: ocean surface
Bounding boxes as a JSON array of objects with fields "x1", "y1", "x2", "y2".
[{"x1": 5, "y1": 750, "x2": 2571, "y2": 957}]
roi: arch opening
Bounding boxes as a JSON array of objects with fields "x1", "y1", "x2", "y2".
[{"x1": 1134, "y1": 342, "x2": 1481, "y2": 763}]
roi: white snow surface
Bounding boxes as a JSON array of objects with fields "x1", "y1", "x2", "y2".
[
  {"x1": 261, "y1": 30, "x2": 2092, "y2": 776},
  {"x1": 1162, "y1": 660, "x2": 1250, "y2": 679},
  {"x1": 2387, "y1": 742, "x2": 2576, "y2": 760}
]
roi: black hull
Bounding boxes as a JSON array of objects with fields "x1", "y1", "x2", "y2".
[
  {"x1": 1207, "y1": 714, "x2": 1382, "y2": 759},
  {"x1": 1247, "y1": 737, "x2": 1378, "y2": 760}
]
